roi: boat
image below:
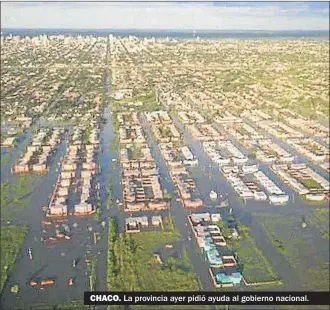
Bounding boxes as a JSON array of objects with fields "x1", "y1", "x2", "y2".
[
  {"x1": 68, "y1": 278, "x2": 74, "y2": 286},
  {"x1": 40, "y1": 279, "x2": 55, "y2": 286},
  {"x1": 210, "y1": 190, "x2": 218, "y2": 200}
]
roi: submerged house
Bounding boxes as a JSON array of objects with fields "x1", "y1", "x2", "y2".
[
  {"x1": 13, "y1": 163, "x2": 30, "y2": 173},
  {"x1": 32, "y1": 163, "x2": 47, "y2": 172},
  {"x1": 206, "y1": 248, "x2": 223, "y2": 267},
  {"x1": 151, "y1": 216, "x2": 162, "y2": 226},
  {"x1": 48, "y1": 204, "x2": 68, "y2": 216},
  {"x1": 74, "y1": 203, "x2": 93, "y2": 215},
  {"x1": 1, "y1": 137, "x2": 16, "y2": 147},
  {"x1": 126, "y1": 216, "x2": 149, "y2": 232},
  {"x1": 215, "y1": 272, "x2": 242, "y2": 286}
]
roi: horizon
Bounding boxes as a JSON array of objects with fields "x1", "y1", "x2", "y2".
[{"x1": 2, "y1": 28, "x2": 329, "y2": 32}]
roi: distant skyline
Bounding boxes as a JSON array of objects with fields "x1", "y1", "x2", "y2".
[{"x1": 1, "y1": 2, "x2": 329, "y2": 31}]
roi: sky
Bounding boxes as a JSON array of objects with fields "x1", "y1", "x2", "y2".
[{"x1": 1, "y1": 1, "x2": 329, "y2": 31}]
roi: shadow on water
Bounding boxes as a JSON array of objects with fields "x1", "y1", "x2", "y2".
[{"x1": 29, "y1": 265, "x2": 48, "y2": 280}]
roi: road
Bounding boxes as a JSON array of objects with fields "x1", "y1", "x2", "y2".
[{"x1": 0, "y1": 44, "x2": 116, "y2": 310}]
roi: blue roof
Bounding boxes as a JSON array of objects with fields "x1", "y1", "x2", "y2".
[
  {"x1": 216, "y1": 273, "x2": 232, "y2": 284},
  {"x1": 231, "y1": 272, "x2": 242, "y2": 284},
  {"x1": 202, "y1": 237, "x2": 216, "y2": 251},
  {"x1": 206, "y1": 249, "x2": 222, "y2": 265}
]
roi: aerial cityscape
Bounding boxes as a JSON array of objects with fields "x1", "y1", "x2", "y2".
[{"x1": 0, "y1": 2, "x2": 329, "y2": 310}]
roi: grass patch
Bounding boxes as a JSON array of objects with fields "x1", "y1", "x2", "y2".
[
  {"x1": 107, "y1": 220, "x2": 201, "y2": 292},
  {"x1": 310, "y1": 208, "x2": 329, "y2": 239},
  {"x1": 93, "y1": 207, "x2": 101, "y2": 221},
  {"x1": 107, "y1": 181, "x2": 113, "y2": 209},
  {"x1": 300, "y1": 178, "x2": 323, "y2": 190},
  {"x1": 1, "y1": 153, "x2": 10, "y2": 165},
  {"x1": 1, "y1": 175, "x2": 37, "y2": 220},
  {"x1": 255, "y1": 212, "x2": 329, "y2": 290},
  {"x1": 164, "y1": 192, "x2": 173, "y2": 200},
  {"x1": 86, "y1": 254, "x2": 97, "y2": 291},
  {"x1": 1, "y1": 225, "x2": 28, "y2": 292},
  {"x1": 315, "y1": 207, "x2": 329, "y2": 220},
  {"x1": 110, "y1": 137, "x2": 119, "y2": 152},
  {"x1": 229, "y1": 223, "x2": 281, "y2": 284}
]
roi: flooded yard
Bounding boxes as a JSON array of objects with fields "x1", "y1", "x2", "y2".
[{"x1": 253, "y1": 212, "x2": 329, "y2": 291}]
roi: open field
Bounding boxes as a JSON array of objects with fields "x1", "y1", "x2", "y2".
[
  {"x1": 107, "y1": 218, "x2": 201, "y2": 292},
  {"x1": 229, "y1": 223, "x2": 281, "y2": 285},
  {"x1": 300, "y1": 178, "x2": 323, "y2": 190},
  {"x1": 310, "y1": 208, "x2": 330, "y2": 239},
  {"x1": 1, "y1": 225, "x2": 28, "y2": 292},
  {"x1": 1, "y1": 175, "x2": 37, "y2": 220},
  {"x1": 254, "y1": 212, "x2": 329, "y2": 290}
]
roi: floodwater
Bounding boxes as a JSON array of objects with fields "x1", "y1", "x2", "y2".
[
  {"x1": 175, "y1": 116, "x2": 329, "y2": 291},
  {"x1": 0, "y1": 69, "x2": 118, "y2": 308},
  {"x1": 1, "y1": 130, "x2": 32, "y2": 183},
  {"x1": 1, "y1": 80, "x2": 329, "y2": 309},
  {"x1": 140, "y1": 113, "x2": 216, "y2": 292}
]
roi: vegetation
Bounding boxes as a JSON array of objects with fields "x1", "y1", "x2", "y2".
[
  {"x1": 107, "y1": 219, "x2": 200, "y2": 292},
  {"x1": 255, "y1": 212, "x2": 329, "y2": 290},
  {"x1": 228, "y1": 222, "x2": 281, "y2": 284},
  {"x1": 107, "y1": 217, "x2": 117, "y2": 289},
  {"x1": 107, "y1": 180, "x2": 113, "y2": 209},
  {"x1": 94, "y1": 205, "x2": 101, "y2": 221},
  {"x1": 112, "y1": 113, "x2": 120, "y2": 131},
  {"x1": 1, "y1": 153, "x2": 10, "y2": 165},
  {"x1": 110, "y1": 137, "x2": 119, "y2": 152},
  {"x1": 300, "y1": 178, "x2": 323, "y2": 190},
  {"x1": 10, "y1": 284, "x2": 19, "y2": 294},
  {"x1": 164, "y1": 192, "x2": 173, "y2": 200},
  {"x1": 1, "y1": 175, "x2": 37, "y2": 220},
  {"x1": 1, "y1": 225, "x2": 28, "y2": 292},
  {"x1": 87, "y1": 254, "x2": 97, "y2": 291},
  {"x1": 310, "y1": 208, "x2": 329, "y2": 239},
  {"x1": 215, "y1": 221, "x2": 231, "y2": 238}
]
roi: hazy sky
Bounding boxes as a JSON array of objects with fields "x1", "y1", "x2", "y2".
[{"x1": 1, "y1": 1, "x2": 329, "y2": 30}]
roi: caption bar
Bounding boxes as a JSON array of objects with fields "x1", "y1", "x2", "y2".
[{"x1": 84, "y1": 291, "x2": 330, "y2": 305}]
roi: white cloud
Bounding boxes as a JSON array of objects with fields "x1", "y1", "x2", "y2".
[{"x1": 1, "y1": 2, "x2": 329, "y2": 30}]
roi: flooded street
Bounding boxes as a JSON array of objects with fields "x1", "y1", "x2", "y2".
[
  {"x1": 141, "y1": 113, "x2": 215, "y2": 292},
  {"x1": 1, "y1": 36, "x2": 329, "y2": 310},
  {"x1": 1, "y1": 89, "x2": 328, "y2": 310},
  {"x1": 169, "y1": 112, "x2": 329, "y2": 292},
  {"x1": 0, "y1": 65, "x2": 119, "y2": 308},
  {"x1": 1, "y1": 130, "x2": 32, "y2": 183}
]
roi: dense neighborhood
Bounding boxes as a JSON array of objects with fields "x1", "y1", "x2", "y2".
[{"x1": 0, "y1": 33, "x2": 329, "y2": 309}]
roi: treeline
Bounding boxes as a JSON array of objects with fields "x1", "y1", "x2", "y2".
[{"x1": 107, "y1": 217, "x2": 117, "y2": 289}]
